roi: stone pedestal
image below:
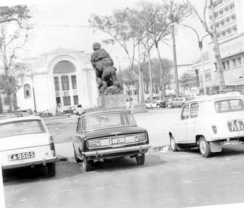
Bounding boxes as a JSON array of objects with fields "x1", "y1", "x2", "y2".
[{"x1": 97, "y1": 94, "x2": 127, "y2": 108}]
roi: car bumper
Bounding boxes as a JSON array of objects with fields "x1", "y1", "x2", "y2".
[
  {"x1": 83, "y1": 144, "x2": 151, "y2": 157},
  {"x1": 2, "y1": 156, "x2": 57, "y2": 170}
]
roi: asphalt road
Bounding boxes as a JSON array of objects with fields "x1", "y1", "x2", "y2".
[
  {"x1": 3, "y1": 108, "x2": 244, "y2": 208},
  {"x1": 3, "y1": 146, "x2": 244, "y2": 208}
]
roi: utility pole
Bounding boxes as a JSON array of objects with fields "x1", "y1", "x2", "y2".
[
  {"x1": 210, "y1": 0, "x2": 225, "y2": 92},
  {"x1": 148, "y1": 54, "x2": 153, "y2": 101},
  {"x1": 31, "y1": 74, "x2": 37, "y2": 112},
  {"x1": 171, "y1": 25, "x2": 179, "y2": 97}
]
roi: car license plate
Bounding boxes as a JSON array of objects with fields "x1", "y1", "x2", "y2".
[
  {"x1": 110, "y1": 137, "x2": 125, "y2": 145},
  {"x1": 8, "y1": 151, "x2": 35, "y2": 161},
  {"x1": 227, "y1": 120, "x2": 244, "y2": 132}
]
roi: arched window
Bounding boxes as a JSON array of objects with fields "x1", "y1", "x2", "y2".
[
  {"x1": 24, "y1": 84, "x2": 31, "y2": 99},
  {"x1": 53, "y1": 60, "x2": 76, "y2": 74}
]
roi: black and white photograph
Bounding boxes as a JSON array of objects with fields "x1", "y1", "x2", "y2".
[{"x1": 1, "y1": 0, "x2": 244, "y2": 207}]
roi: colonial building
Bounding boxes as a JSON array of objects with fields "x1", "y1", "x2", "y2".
[{"x1": 16, "y1": 48, "x2": 98, "y2": 113}]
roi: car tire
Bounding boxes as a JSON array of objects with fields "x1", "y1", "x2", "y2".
[
  {"x1": 82, "y1": 156, "x2": 91, "y2": 172},
  {"x1": 136, "y1": 153, "x2": 145, "y2": 165},
  {"x1": 199, "y1": 136, "x2": 211, "y2": 158},
  {"x1": 47, "y1": 162, "x2": 56, "y2": 177},
  {"x1": 74, "y1": 149, "x2": 82, "y2": 163},
  {"x1": 170, "y1": 134, "x2": 179, "y2": 152}
]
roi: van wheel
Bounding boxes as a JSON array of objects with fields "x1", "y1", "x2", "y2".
[
  {"x1": 199, "y1": 136, "x2": 211, "y2": 158},
  {"x1": 47, "y1": 163, "x2": 56, "y2": 177},
  {"x1": 170, "y1": 135, "x2": 179, "y2": 152},
  {"x1": 136, "y1": 153, "x2": 145, "y2": 165}
]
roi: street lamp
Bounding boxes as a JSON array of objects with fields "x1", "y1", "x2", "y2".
[{"x1": 182, "y1": 24, "x2": 209, "y2": 95}]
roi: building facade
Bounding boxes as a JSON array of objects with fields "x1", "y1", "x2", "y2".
[
  {"x1": 208, "y1": 0, "x2": 244, "y2": 92},
  {"x1": 16, "y1": 48, "x2": 98, "y2": 113}
]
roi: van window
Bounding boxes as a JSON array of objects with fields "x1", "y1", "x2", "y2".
[
  {"x1": 181, "y1": 105, "x2": 189, "y2": 120},
  {"x1": 214, "y1": 99, "x2": 244, "y2": 113},
  {"x1": 190, "y1": 103, "x2": 199, "y2": 118}
]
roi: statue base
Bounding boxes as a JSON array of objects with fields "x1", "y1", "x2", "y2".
[{"x1": 97, "y1": 94, "x2": 127, "y2": 108}]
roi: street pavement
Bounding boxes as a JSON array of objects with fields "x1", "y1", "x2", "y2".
[
  {"x1": 4, "y1": 108, "x2": 244, "y2": 208},
  {"x1": 55, "y1": 108, "x2": 181, "y2": 160},
  {"x1": 4, "y1": 145, "x2": 244, "y2": 208}
]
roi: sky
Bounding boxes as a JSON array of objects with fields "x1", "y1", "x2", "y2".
[{"x1": 1, "y1": 0, "x2": 211, "y2": 70}]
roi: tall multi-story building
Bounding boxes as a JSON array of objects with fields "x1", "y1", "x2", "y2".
[{"x1": 208, "y1": 0, "x2": 244, "y2": 92}]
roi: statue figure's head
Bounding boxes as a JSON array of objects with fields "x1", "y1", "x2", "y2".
[{"x1": 92, "y1": 42, "x2": 101, "y2": 50}]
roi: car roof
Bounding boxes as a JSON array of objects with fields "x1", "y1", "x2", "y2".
[
  {"x1": 82, "y1": 109, "x2": 131, "y2": 117},
  {"x1": 0, "y1": 116, "x2": 42, "y2": 124},
  {"x1": 187, "y1": 93, "x2": 243, "y2": 103}
]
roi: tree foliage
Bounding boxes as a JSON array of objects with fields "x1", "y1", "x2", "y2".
[
  {"x1": 143, "y1": 58, "x2": 173, "y2": 94},
  {"x1": 179, "y1": 72, "x2": 197, "y2": 90},
  {"x1": 89, "y1": 1, "x2": 191, "y2": 102},
  {"x1": 0, "y1": 5, "x2": 30, "y2": 25},
  {"x1": 0, "y1": 5, "x2": 31, "y2": 110}
]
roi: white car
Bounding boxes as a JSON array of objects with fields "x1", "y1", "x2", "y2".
[
  {"x1": 145, "y1": 100, "x2": 166, "y2": 109},
  {"x1": 0, "y1": 116, "x2": 57, "y2": 177},
  {"x1": 168, "y1": 93, "x2": 244, "y2": 157}
]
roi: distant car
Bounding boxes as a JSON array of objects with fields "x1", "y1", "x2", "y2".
[
  {"x1": 73, "y1": 109, "x2": 151, "y2": 171},
  {"x1": 169, "y1": 97, "x2": 190, "y2": 108},
  {"x1": 168, "y1": 93, "x2": 244, "y2": 158},
  {"x1": 0, "y1": 116, "x2": 57, "y2": 177},
  {"x1": 145, "y1": 99, "x2": 166, "y2": 109}
]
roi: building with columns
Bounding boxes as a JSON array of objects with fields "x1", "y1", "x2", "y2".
[{"x1": 16, "y1": 48, "x2": 98, "y2": 113}]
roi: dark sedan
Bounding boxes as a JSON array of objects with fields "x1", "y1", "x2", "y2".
[{"x1": 73, "y1": 109, "x2": 151, "y2": 171}]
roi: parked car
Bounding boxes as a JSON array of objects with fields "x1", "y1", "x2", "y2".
[
  {"x1": 168, "y1": 93, "x2": 244, "y2": 158},
  {"x1": 73, "y1": 109, "x2": 151, "y2": 171},
  {"x1": 169, "y1": 97, "x2": 190, "y2": 108},
  {"x1": 145, "y1": 99, "x2": 166, "y2": 109},
  {"x1": 0, "y1": 116, "x2": 57, "y2": 176},
  {"x1": 10, "y1": 108, "x2": 34, "y2": 117}
]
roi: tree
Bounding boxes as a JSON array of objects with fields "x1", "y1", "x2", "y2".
[
  {"x1": 143, "y1": 58, "x2": 173, "y2": 94},
  {"x1": 0, "y1": 5, "x2": 30, "y2": 25},
  {"x1": 0, "y1": 5, "x2": 31, "y2": 111},
  {"x1": 187, "y1": 0, "x2": 225, "y2": 92},
  {"x1": 89, "y1": 8, "x2": 149, "y2": 103},
  {"x1": 138, "y1": 1, "x2": 191, "y2": 99},
  {"x1": 179, "y1": 72, "x2": 197, "y2": 91}
]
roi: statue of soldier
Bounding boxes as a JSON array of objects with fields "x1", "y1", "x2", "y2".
[{"x1": 90, "y1": 42, "x2": 120, "y2": 94}]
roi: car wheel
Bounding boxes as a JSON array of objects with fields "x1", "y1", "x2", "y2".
[
  {"x1": 199, "y1": 136, "x2": 211, "y2": 158},
  {"x1": 74, "y1": 149, "x2": 82, "y2": 163},
  {"x1": 170, "y1": 134, "x2": 179, "y2": 152},
  {"x1": 47, "y1": 162, "x2": 56, "y2": 177},
  {"x1": 82, "y1": 156, "x2": 91, "y2": 172},
  {"x1": 136, "y1": 153, "x2": 145, "y2": 165}
]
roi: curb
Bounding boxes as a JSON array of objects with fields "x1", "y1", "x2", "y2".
[{"x1": 56, "y1": 145, "x2": 171, "y2": 163}]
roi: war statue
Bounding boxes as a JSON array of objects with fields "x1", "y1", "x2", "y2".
[{"x1": 91, "y1": 42, "x2": 121, "y2": 95}]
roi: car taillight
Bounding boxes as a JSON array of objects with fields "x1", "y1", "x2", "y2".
[
  {"x1": 88, "y1": 139, "x2": 101, "y2": 148},
  {"x1": 135, "y1": 134, "x2": 146, "y2": 142},
  {"x1": 50, "y1": 136, "x2": 55, "y2": 152},
  {"x1": 212, "y1": 125, "x2": 217, "y2": 134}
]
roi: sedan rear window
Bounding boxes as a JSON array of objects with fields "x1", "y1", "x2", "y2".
[
  {"x1": 214, "y1": 99, "x2": 244, "y2": 113},
  {"x1": 83, "y1": 112, "x2": 136, "y2": 131},
  {"x1": 0, "y1": 120, "x2": 46, "y2": 138}
]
